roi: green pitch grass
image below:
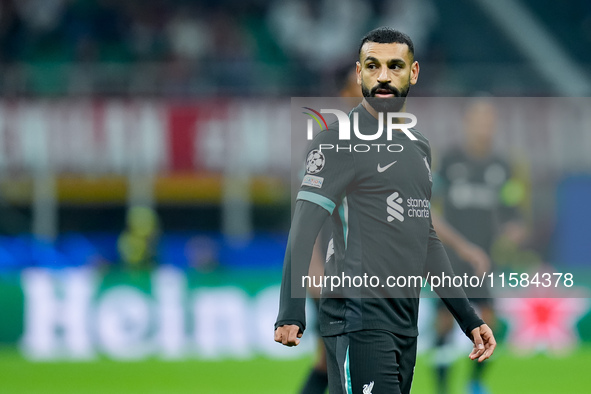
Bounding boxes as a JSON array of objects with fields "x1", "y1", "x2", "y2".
[{"x1": 1, "y1": 346, "x2": 590, "y2": 394}]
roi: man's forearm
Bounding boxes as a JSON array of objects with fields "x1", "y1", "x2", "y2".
[
  {"x1": 432, "y1": 213, "x2": 471, "y2": 255},
  {"x1": 275, "y1": 200, "x2": 330, "y2": 332}
]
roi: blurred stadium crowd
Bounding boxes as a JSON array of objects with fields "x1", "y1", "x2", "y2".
[{"x1": 0, "y1": 0, "x2": 589, "y2": 96}]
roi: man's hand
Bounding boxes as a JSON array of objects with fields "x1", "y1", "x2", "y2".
[
  {"x1": 431, "y1": 214, "x2": 490, "y2": 275},
  {"x1": 274, "y1": 325, "x2": 303, "y2": 347},
  {"x1": 469, "y1": 323, "x2": 496, "y2": 362},
  {"x1": 457, "y1": 242, "x2": 490, "y2": 275}
]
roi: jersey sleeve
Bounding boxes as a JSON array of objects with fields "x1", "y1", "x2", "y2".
[
  {"x1": 297, "y1": 129, "x2": 356, "y2": 215},
  {"x1": 424, "y1": 218, "x2": 485, "y2": 337},
  {"x1": 275, "y1": 200, "x2": 330, "y2": 332}
]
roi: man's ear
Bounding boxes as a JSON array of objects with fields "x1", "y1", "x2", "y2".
[
  {"x1": 410, "y1": 61, "x2": 420, "y2": 85},
  {"x1": 356, "y1": 61, "x2": 361, "y2": 85}
]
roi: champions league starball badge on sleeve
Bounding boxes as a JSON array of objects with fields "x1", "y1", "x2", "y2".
[{"x1": 306, "y1": 150, "x2": 325, "y2": 174}]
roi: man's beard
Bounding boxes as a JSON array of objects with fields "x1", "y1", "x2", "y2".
[{"x1": 361, "y1": 81, "x2": 410, "y2": 113}]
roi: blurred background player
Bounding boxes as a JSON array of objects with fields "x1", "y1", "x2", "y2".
[
  {"x1": 117, "y1": 205, "x2": 161, "y2": 271},
  {"x1": 431, "y1": 98, "x2": 527, "y2": 394}
]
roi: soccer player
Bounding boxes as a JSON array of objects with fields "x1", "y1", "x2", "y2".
[
  {"x1": 275, "y1": 27, "x2": 496, "y2": 394},
  {"x1": 432, "y1": 98, "x2": 526, "y2": 394}
]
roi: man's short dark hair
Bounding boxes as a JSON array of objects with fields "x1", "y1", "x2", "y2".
[{"x1": 358, "y1": 27, "x2": 414, "y2": 59}]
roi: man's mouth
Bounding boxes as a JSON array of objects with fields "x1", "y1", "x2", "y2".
[{"x1": 373, "y1": 87, "x2": 397, "y2": 98}]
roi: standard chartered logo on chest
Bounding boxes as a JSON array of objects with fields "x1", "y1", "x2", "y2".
[
  {"x1": 386, "y1": 192, "x2": 405, "y2": 222},
  {"x1": 387, "y1": 192, "x2": 430, "y2": 222}
]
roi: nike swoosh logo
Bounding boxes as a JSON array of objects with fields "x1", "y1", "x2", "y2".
[{"x1": 377, "y1": 161, "x2": 397, "y2": 172}]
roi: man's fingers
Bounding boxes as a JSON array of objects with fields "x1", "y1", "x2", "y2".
[
  {"x1": 287, "y1": 327, "x2": 300, "y2": 346},
  {"x1": 274, "y1": 325, "x2": 302, "y2": 347},
  {"x1": 469, "y1": 346, "x2": 483, "y2": 360},
  {"x1": 474, "y1": 251, "x2": 490, "y2": 275},
  {"x1": 483, "y1": 327, "x2": 497, "y2": 345},
  {"x1": 469, "y1": 327, "x2": 485, "y2": 360},
  {"x1": 478, "y1": 342, "x2": 496, "y2": 362},
  {"x1": 274, "y1": 324, "x2": 302, "y2": 346},
  {"x1": 477, "y1": 328, "x2": 497, "y2": 362},
  {"x1": 468, "y1": 324, "x2": 497, "y2": 362},
  {"x1": 478, "y1": 346, "x2": 493, "y2": 362},
  {"x1": 461, "y1": 244, "x2": 490, "y2": 275}
]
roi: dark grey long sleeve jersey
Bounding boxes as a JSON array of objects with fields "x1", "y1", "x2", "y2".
[{"x1": 275, "y1": 103, "x2": 483, "y2": 339}]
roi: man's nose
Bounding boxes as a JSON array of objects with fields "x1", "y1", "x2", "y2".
[{"x1": 377, "y1": 67, "x2": 391, "y2": 83}]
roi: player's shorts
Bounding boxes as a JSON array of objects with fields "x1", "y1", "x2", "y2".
[{"x1": 323, "y1": 329, "x2": 417, "y2": 394}]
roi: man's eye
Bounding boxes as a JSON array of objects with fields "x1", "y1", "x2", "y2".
[
  {"x1": 390, "y1": 64, "x2": 400, "y2": 70},
  {"x1": 367, "y1": 64, "x2": 376, "y2": 69}
]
